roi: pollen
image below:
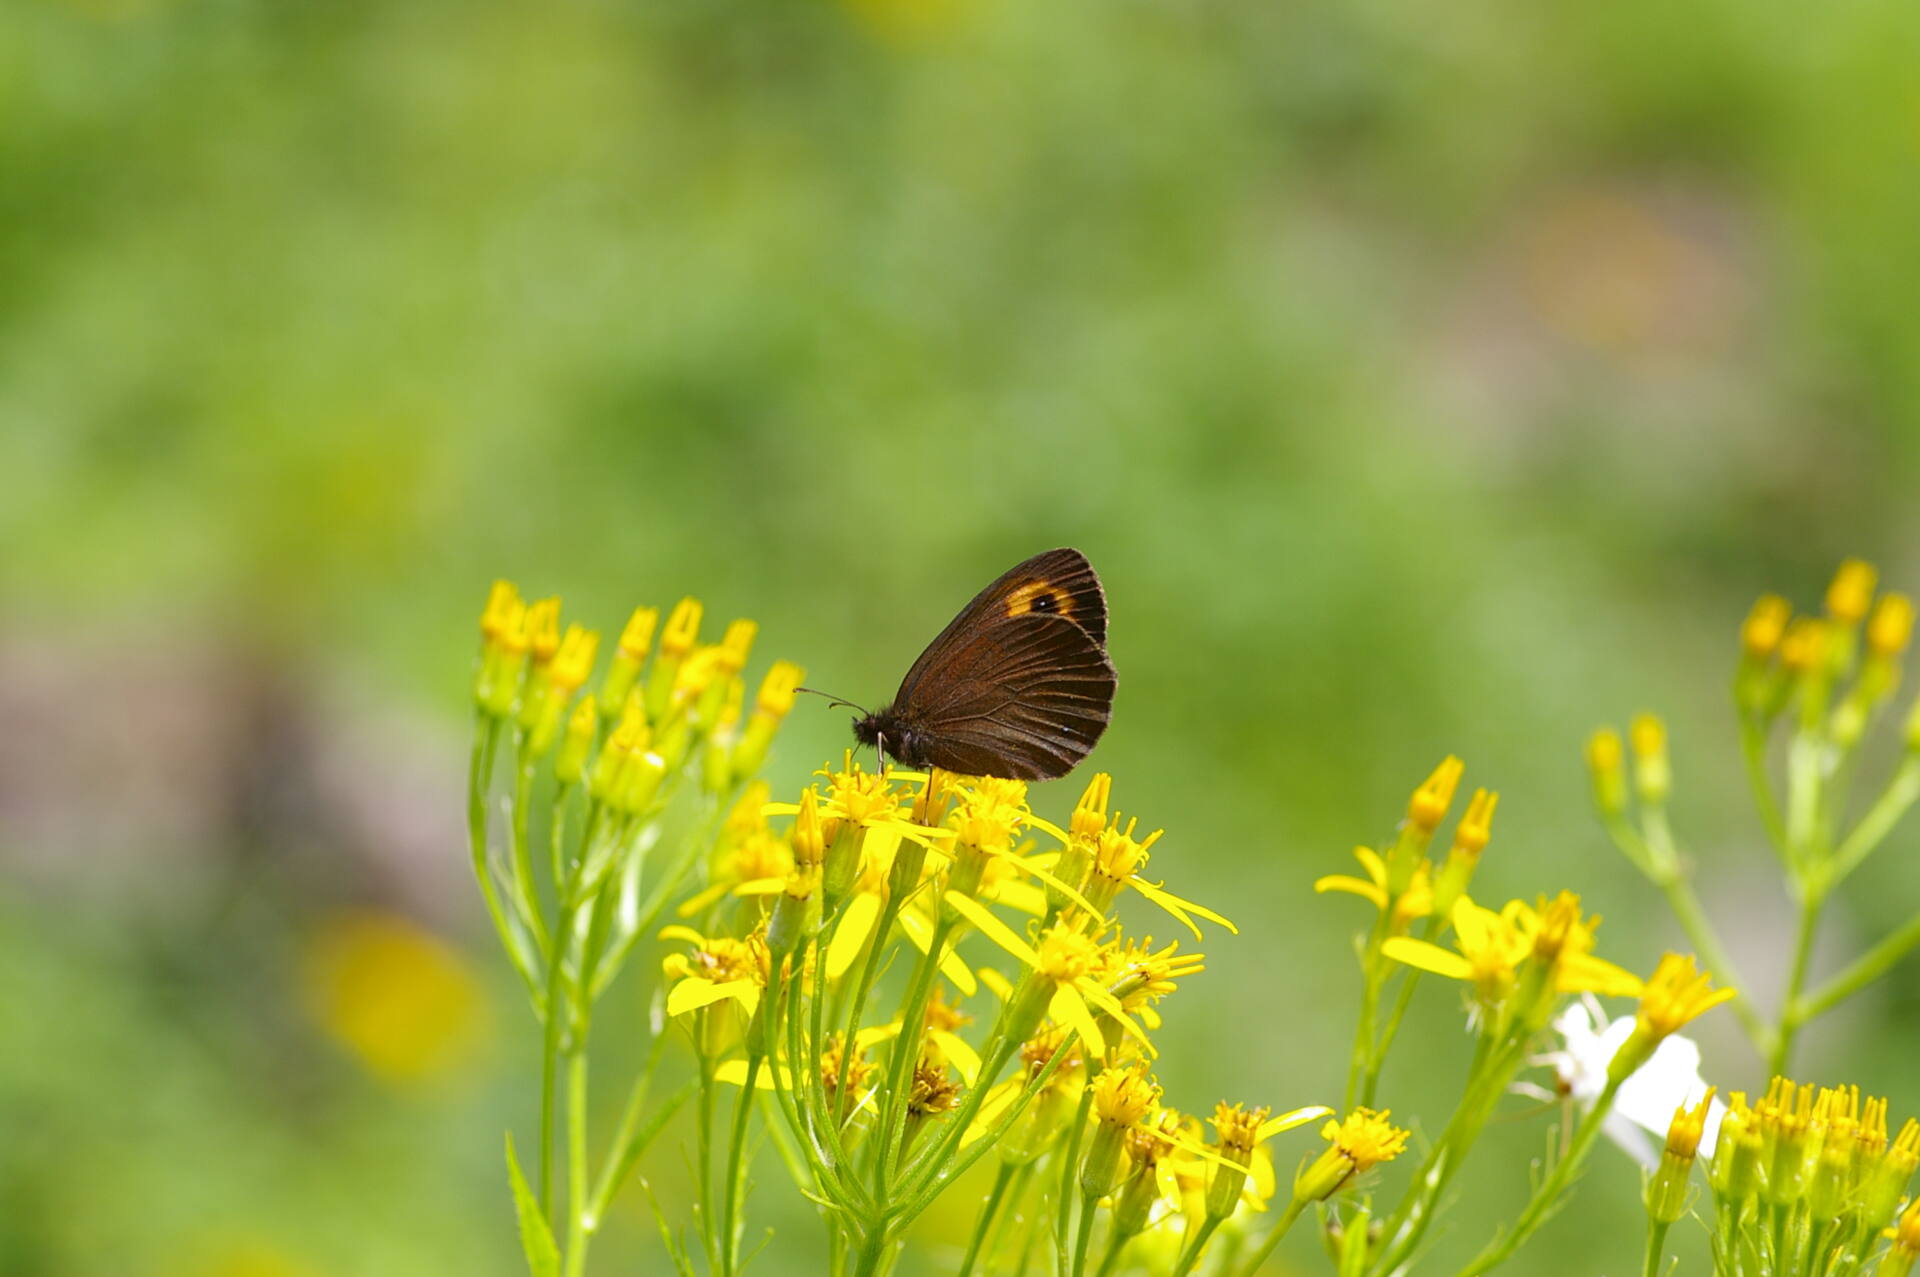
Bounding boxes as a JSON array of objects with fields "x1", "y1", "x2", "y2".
[
  {"x1": 1091, "y1": 1065, "x2": 1161, "y2": 1128},
  {"x1": 1036, "y1": 925, "x2": 1101, "y2": 983},
  {"x1": 1210, "y1": 1101, "x2": 1272, "y2": 1161},
  {"x1": 907, "y1": 1053, "x2": 963, "y2": 1117}
]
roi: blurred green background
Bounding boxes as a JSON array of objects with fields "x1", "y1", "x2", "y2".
[{"x1": 7, "y1": 0, "x2": 1920, "y2": 1272}]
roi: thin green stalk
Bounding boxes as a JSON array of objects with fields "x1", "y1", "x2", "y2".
[
  {"x1": 1345, "y1": 908, "x2": 1393, "y2": 1111},
  {"x1": 875, "y1": 919, "x2": 954, "y2": 1189},
  {"x1": 539, "y1": 898, "x2": 576, "y2": 1214},
  {"x1": 1645, "y1": 1218, "x2": 1672, "y2": 1277},
  {"x1": 1054, "y1": 1090, "x2": 1096, "y2": 1276},
  {"x1": 1772, "y1": 884, "x2": 1827, "y2": 1077},
  {"x1": 1652, "y1": 871, "x2": 1770, "y2": 1053},
  {"x1": 1800, "y1": 908, "x2": 1920, "y2": 1021},
  {"x1": 1170, "y1": 1217, "x2": 1225, "y2": 1277},
  {"x1": 563, "y1": 1050, "x2": 590, "y2": 1277},
  {"x1": 892, "y1": 1036, "x2": 1076, "y2": 1230},
  {"x1": 469, "y1": 718, "x2": 540, "y2": 995},
  {"x1": 1234, "y1": 1197, "x2": 1308, "y2": 1276},
  {"x1": 958, "y1": 1161, "x2": 1021, "y2": 1277},
  {"x1": 511, "y1": 737, "x2": 552, "y2": 953},
  {"x1": 696, "y1": 1055, "x2": 721, "y2": 1270},
  {"x1": 834, "y1": 898, "x2": 899, "y2": 1118},
  {"x1": 720, "y1": 1052, "x2": 764, "y2": 1277},
  {"x1": 1070, "y1": 1193, "x2": 1099, "y2": 1277},
  {"x1": 851, "y1": 1224, "x2": 892, "y2": 1277},
  {"x1": 1740, "y1": 719, "x2": 1790, "y2": 859},
  {"x1": 588, "y1": 1077, "x2": 693, "y2": 1229},
  {"x1": 1450, "y1": 1075, "x2": 1624, "y2": 1276},
  {"x1": 1830, "y1": 759, "x2": 1920, "y2": 887}
]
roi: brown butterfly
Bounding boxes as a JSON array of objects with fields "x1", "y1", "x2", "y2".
[{"x1": 851, "y1": 548, "x2": 1116, "y2": 781}]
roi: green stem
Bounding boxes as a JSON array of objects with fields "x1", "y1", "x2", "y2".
[
  {"x1": 1345, "y1": 908, "x2": 1393, "y2": 1112},
  {"x1": 875, "y1": 918, "x2": 954, "y2": 1190},
  {"x1": 720, "y1": 1054, "x2": 763, "y2": 1277},
  {"x1": 1451, "y1": 1075, "x2": 1624, "y2": 1276},
  {"x1": 696, "y1": 1056, "x2": 721, "y2": 1270},
  {"x1": 958, "y1": 1161, "x2": 1020, "y2": 1277},
  {"x1": 1171, "y1": 1217, "x2": 1225, "y2": 1277},
  {"x1": 1772, "y1": 883, "x2": 1827, "y2": 1078},
  {"x1": 587, "y1": 1077, "x2": 693, "y2": 1228},
  {"x1": 1093, "y1": 1223, "x2": 1131, "y2": 1277},
  {"x1": 851, "y1": 1224, "x2": 892, "y2": 1277},
  {"x1": 511, "y1": 737, "x2": 552, "y2": 953},
  {"x1": 1644, "y1": 1218, "x2": 1672, "y2": 1277},
  {"x1": 1234, "y1": 1197, "x2": 1308, "y2": 1277},
  {"x1": 562, "y1": 1050, "x2": 590, "y2": 1277},
  {"x1": 469, "y1": 717, "x2": 540, "y2": 995},
  {"x1": 1652, "y1": 871, "x2": 1771, "y2": 1054},
  {"x1": 1055, "y1": 1089, "x2": 1096, "y2": 1276},
  {"x1": 1829, "y1": 759, "x2": 1920, "y2": 887},
  {"x1": 1740, "y1": 719, "x2": 1790, "y2": 859},
  {"x1": 539, "y1": 900, "x2": 575, "y2": 1214},
  {"x1": 1797, "y1": 908, "x2": 1920, "y2": 1022},
  {"x1": 1070, "y1": 1193, "x2": 1099, "y2": 1277},
  {"x1": 892, "y1": 1036, "x2": 1075, "y2": 1230}
]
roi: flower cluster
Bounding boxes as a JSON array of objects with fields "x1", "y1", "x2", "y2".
[{"x1": 464, "y1": 559, "x2": 1920, "y2": 1277}]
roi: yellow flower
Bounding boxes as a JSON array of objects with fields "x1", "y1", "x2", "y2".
[
  {"x1": 1092, "y1": 1066, "x2": 1162, "y2": 1129},
  {"x1": 1781, "y1": 617, "x2": 1829, "y2": 675},
  {"x1": 1383, "y1": 894, "x2": 1640, "y2": 1009},
  {"x1": 1315, "y1": 845, "x2": 1433, "y2": 930},
  {"x1": 658, "y1": 925, "x2": 769, "y2": 1019},
  {"x1": 1077, "y1": 811, "x2": 1237, "y2": 941},
  {"x1": 1827, "y1": 558, "x2": 1879, "y2": 625},
  {"x1": 1199, "y1": 1100, "x2": 1332, "y2": 1218},
  {"x1": 1586, "y1": 728, "x2": 1627, "y2": 815},
  {"x1": 1099, "y1": 935, "x2": 1205, "y2": 1026},
  {"x1": 1294, "y1": 1108, "x2": 1410, "y2": 1202},
  {"x1": 1408, "y1": 756, "x2": 1464, "y2": 833},
  {"x1": 1608, "y1": 953, "x2": 1735, "y2": 1084},
  {"x1": 943, "y1": 905, "x2": 1146, "y2": 1060},
  {"x1": 1741, "y1": 593, "x2": 1791, "y2": 660},
  {"x1": 1633, "y1": 952, "x2": 1736, "y2": 1039},
  {"x1": 1869, "y1": 593, "x2": 1916, "y2": 659},
  {"x1": 301, "y1": 910, "x2": 490, "y2": 1086}
]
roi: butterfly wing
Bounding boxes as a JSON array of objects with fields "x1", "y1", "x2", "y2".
[
  {"x1": 895, "y1": 611, "x2": 1117, "y2": 781},
  {"x1": 896, "y1": 550, "x2": 1107, "y2": 703}
]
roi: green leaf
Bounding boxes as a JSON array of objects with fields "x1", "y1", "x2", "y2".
[{"x1": 505, "y1": 1133, "x2": 562, "y2": 1277}]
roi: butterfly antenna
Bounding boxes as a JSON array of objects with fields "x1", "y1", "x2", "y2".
[{"x1": 795, "y1": 686, "x2": 870, "y2": 717}]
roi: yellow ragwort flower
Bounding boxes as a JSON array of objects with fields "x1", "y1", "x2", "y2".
[
  {"x1": 1742, "y1": 594, "x2": 1791, "y2": 660},
  {"x1": 1295, "y1": 1108, "x2": 1411, "y2": 1202},
  {"x1": 1827, "y1": 559, "x2": 1879, "y2": 626},
  {"x1": 1315, "y1": 846, "x2": 1434, "y2": 930}
]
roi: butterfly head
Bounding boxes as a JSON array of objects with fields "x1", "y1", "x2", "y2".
[{"x1": 852, "y1": 706, "x2": 923, "y2": 767}]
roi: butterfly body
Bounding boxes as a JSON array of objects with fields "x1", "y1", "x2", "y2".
[{"x1": 853, "y1": 548, "x2": 1116, "y2": 781}]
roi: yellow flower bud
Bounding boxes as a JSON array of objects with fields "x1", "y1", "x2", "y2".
[{"x1": 1826, "y1": 558, "x2": 1878, "y2": 625}]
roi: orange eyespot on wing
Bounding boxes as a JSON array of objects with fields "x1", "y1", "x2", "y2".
[{"x1": 1003, "y1": 580, "x2": 1076, "y2": 624}]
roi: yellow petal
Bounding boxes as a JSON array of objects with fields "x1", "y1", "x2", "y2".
[
  {"x1": 1381, "y1": 937, "x2": 1473, "y2": 981},
  {"x1": 1558, "y1": 953, "x2": 1645, "y2": 998},
  {"x1": 1354, "y1": 845, "x2": 1388, "y2": 886},
  {"x1": 978, "y1": 967, "x2": 1014, "y2": 1001},
  {"x1": 658, "y1": 924, "x2": 707, "y2": 945},
  {"x1": 1132, "y1": 879, "x2": 1238, "y2": 940},
  {"x1": 1314, "y1": 875, "x2": 1386, "y2": 908},
  {"x1": 897, "y1": 907, "x2": 981, "y2": 996},
  {"x1": 1051, "y1": 985, "x2": 1106, "y2": 1059},
  {"x1": 1257, "y1": 1105, "x2": 1334, "y2": 1141},
  {"x1": 933, "y1": 1028, "x2": 982, "y2": 1084},
  {"x1": 991, "y1": 880, "x2": 1049, "y2": 917},
  {"x1": 667, "y1": 976, "x2": 760, "y2": 1017},
  {"x1": 942, "y1": 892, "x2": 1039, "y2": 969},
  {"x1": 827, "y1": 892, "x2": 881, "y2": 980},
  {"x1": 676, "y1": 882, "x2": 734, "y2": 917},
  {"x1": 863, "y1": 825, "x2": 904, "y2": 873},
  {"x1": 734, "y1": 877, "x2": 786, "y2": 897},
  {"x1": 856, "y1": 1023, "x2": 901, "y2": 1049},
  {"x1": 714, "y1": 1059, "x2": 792, "y2": 1090}
]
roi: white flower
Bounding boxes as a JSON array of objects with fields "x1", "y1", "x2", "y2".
[{"x1": 1542, "y1": 996, "x2": 1724, "y2": 1168}]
